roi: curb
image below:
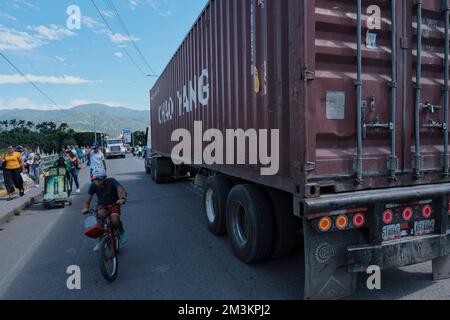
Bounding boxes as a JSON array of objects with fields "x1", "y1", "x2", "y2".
[{"x1": 0, "y1": 191, "x2": 44, "y2": 226}]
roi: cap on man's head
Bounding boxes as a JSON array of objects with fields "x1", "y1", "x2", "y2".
[{"x1": 92, "y1": 168, "x2": 107, "y2": 181}]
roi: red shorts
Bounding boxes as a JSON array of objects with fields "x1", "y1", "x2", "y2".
[{"x1": 98, "y1": 204, "x2": 121, "y2": 218}]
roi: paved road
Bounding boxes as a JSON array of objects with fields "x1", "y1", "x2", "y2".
[{"x1": 0, "y1": 156, "x2": 449, "y2": 300}]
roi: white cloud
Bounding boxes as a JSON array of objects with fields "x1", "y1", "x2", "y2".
[
  {"x1": 82, "y1": 16, "x2": 103, "y2": 29},
  {"x1": 114, "y1": 52, "x2": 124, "y2": 59},
  {"x1": 69, "y1": 100, "x2": 123, "y2": 108},
  {"x1": 0, "y1": 12, "x2": 17, "y2": 21},
  {"x1": 108, "y1": 32, "x2": 139, "y2": 44},
  {"x1": 0, "y1": 25, "x2": 42, "y2": 50},
  {"x1": 6, "y1": 0, "x2": 40, "y2": 11},
  {"x1": 0, "y1": 74, "x2": 94, "y2": 85},
  {"x1": 147, "y1": 0, "x2": 174, "y2": 17},
  {"x1": 129, "y1": 0, "x2": 140, "y2": 10},
  {"x1": 31, "y1": 24, "x2": 76, "y2": 41},
  {"x1": 100, "y1": 10, "x2": 115, "y2": 18},
  {"x1": 0, "y1": 97, "x2": 38, "y2": 109},
  {"x1": 0, "y1": 98, "x2": 124, "y2": 111},
  {"x1": 55, "y1": 56, "x2": 67, "y2": 63}
]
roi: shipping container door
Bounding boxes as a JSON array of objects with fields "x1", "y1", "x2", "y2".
[
  {"x1": 408, "y1": 0, "x2": 450, "y2": 178},
  {"x1": 310, "y1": 0, "x2": 403, "y2": 185},
  {"x1": 309, "y1": 0, "x2": 450, "y2": 188}
]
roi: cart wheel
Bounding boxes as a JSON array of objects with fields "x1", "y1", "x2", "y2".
[{"x1": 43, "y1": 203, "x2": 50, "y2": 210}]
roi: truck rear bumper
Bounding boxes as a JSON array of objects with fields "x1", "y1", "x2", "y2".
[
  {"x1": 304, "y1": 182, "x2": 450, "y2": 214},
  {"x1": 348, "y1": 232, "x2": 450, "y2": 272}
]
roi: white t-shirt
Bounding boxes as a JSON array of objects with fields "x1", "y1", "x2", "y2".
[
  {"x1": 90, "y1": 151, "x2": 105, "y2": 170},
  {"x1": 27, "y1": 152, "x2": 35, "y2": 166}
]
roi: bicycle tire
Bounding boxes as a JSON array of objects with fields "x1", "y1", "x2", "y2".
[{"x1": 99, "y1": 236, "x2": 118, "y2": 282}]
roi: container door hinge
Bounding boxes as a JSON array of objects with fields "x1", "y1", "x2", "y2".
[
  {"x1": 400, "y1": 37, "x2": 410, "y2": 49},
  {"x1": 304, "y1": 162, "x2": 316, "y2": 173},
  {"x1": 302, "y1": 69, "x2": 315, "y2": 81}
]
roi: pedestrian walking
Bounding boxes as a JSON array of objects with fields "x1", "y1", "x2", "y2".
[
  {"x1": 28, "y1": 148, "x2": 42, "y2": 188},
  {"x1": 67, "y1": 151, "x2": 81, "y2": 193},
  {"x1": 1, "y1": 146, "x2": 25, "y2": 201},
  {"x1": 76, "y1": 145, "x2": 84, "y2": 164},
  {"x1": 89, "y1": 145, "x2": 107, "y2": 178}
]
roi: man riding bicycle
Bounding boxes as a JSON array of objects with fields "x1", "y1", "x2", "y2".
[{"x1": 82, "y1": 168, "x2": 128, "y2": 252}]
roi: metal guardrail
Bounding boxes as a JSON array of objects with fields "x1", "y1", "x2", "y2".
[{"x1": 0, "y1": 154, "x2": 59, "y2": 190}]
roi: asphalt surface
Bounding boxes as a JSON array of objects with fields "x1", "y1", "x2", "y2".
[{"x1": 0, "y1": 156, "x2": 449, "y2": 300}]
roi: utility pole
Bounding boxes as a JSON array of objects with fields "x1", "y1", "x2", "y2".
[{"x1": 94, "y1": 114, "x2": 97, "y2": 145}]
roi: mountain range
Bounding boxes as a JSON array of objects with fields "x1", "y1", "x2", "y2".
[{"x1": 0, "y1": 104, "x2": 149, "y2": 136}]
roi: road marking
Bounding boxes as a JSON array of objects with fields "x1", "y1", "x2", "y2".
[{"x1": 0, "y1": 210, "x2": 65, "y2": 298}]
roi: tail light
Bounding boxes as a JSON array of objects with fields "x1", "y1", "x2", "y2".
[
  {"x1": 423, "y1": 205, "x2": 432, "y2": 218},
  {"x1": 336, "y1": 215, "x2": 348, "y2": 230},
  {"x1": 353, "y1": 213, "x2": 365, "y2": 228},
  {"x1": 383, "y1": 210, "x2": 393, "y2": 224},
  {"x1": 319, "y1": 217, "x2": 332, "y2": 232},
  {"x1": 402, "y1": 208, "x2": 413, "y2": 221}
]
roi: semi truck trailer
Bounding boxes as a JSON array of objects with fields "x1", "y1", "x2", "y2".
[{"x1": 146, "y1": 0, "x2": 450, "y2": 299}]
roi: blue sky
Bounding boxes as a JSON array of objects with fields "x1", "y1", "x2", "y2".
[{"x1": 0, "y1": 0, "x2": 208, "y2": 111}]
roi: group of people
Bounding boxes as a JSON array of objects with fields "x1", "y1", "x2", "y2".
[
  {"x1": 130, "y1": 145, "x2": 147, "y2": 158},
  {"x1": 1, "y1": 146, "x2": 42, "y2": 201},
  {"x1": 56, "y1": 145, "x2": 84, "y2": 194},
  {"x1": 1, "y1": 142, "x2": 128, "y2": 252}
]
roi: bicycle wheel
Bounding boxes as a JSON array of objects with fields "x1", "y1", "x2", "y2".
[
  {"x1": 114, "y1": 230, "x2": 121, "y2": 255},
  {"x1": 99, "y1": 236, "x2": 118, "y2": 282}
]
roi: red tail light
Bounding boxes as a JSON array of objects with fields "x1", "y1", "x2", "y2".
[
  {"x1": 353, "y1": 214, "x2": 365, "y2": 227},
  {"x1": 383, "y1": 210, "x2": 393, "y2": 224},
  {"x1": 423, "y1": 205, "x2": 432, "y2": 218},
  {"x1": 403, "y1": 208, "x2": 413, "y2": 221}
]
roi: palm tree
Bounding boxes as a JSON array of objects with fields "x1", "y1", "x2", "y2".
[
  {"x1": 58, "y1": 123, "x2": 68, "y2": 132},
  {"x1": 18, "y1": 120, "x2": 26, "y2": 133},
  {"x1": 0, "y1": 120, "x2": 8, "y2": 131},
  {"x1": 26, "y1": 121, "x2": 34, "y2": 131},
  {"x1": 9, "y1": 119, "x2": 17, "y2": 129}
]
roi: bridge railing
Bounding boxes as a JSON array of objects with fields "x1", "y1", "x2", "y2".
[{"x1": 0, "y1": 153, "x2": 59, "y2": 190}]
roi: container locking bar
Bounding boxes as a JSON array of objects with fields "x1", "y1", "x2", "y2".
[
  {"x1": 443, "y1": 0, "x2": 450, "y2": 177},
  {"x1": 362, "y1": 0, "x2": 399, "y2": 181},
  {"x1": 420, "y1": 103, "x2": 447, "y2": 129},
  {"x1": 414, "y1": 0, "x2": 424, "y2": 179},
  {"x1": 389, "y1": 0, "x2": 399, "y2": 181},
  {"x1": 355, "y1": 0, "x2": 364, "y2": 185}
]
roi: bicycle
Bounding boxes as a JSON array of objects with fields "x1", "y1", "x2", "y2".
[{"x1": 86, "y1": 205, "x2": 122, "y2": 282}]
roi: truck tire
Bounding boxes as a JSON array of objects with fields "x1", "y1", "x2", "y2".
[
  {"x1": 266, "y1": 189, "x2": 298, "y2": 259},
  {"x1": 226, "y1": 185, "x2": 274, "y2": 264},
  {"x1": 145, "y1": 161, "x2": 151, "y2": 174},
  {"x1": 204, "y1": 175, "x2": 231, "y2": 236},
  {"x1": 153, "y1": 158, "x2": 165, "y2": 184}
]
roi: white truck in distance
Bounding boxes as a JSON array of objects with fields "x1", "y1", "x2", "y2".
[{"x1": 105, "y1": 139, "x2": 126, "y2": 159}]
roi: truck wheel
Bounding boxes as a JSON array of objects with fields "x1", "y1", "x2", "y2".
[
  {"x1": 204, "y1": 176, "x2": 231, "y2": 236},
  {"x1": 153, "y1": 158, "x2": 165, "y2": 184},
  {"x1": 226, "y1": 185, "x2": 274, "y2": 264},
  {"x1": 266, "y1": 189, "x2": 297, "y2": 259},
  {"x1": 145, "y1": 162, "x2": 151, "y2": 174}
]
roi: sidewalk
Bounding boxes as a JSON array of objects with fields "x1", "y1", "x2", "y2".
[{"x1": 0, "y1": 186, "x2": 44, "y2": 226}]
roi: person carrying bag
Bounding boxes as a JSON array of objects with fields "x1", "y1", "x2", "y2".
[{"x1": 2, "y1": 146, "x2": 25, "y2": 201}]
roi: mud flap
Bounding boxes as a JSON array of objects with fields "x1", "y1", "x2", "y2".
[
  {"x1": 303, "y1": 218, "x2": 365, "y2": 300},
  {"x1": 432, "y1": 255, "x2": 450, "y2": 280}
]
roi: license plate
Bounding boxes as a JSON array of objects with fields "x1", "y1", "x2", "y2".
[
  {"x1": 414, "y1": 219, "x2": 435, "y2": 236},
  {"x1": 382, "y1": 224, "x2": 401, "y2": 241}
]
